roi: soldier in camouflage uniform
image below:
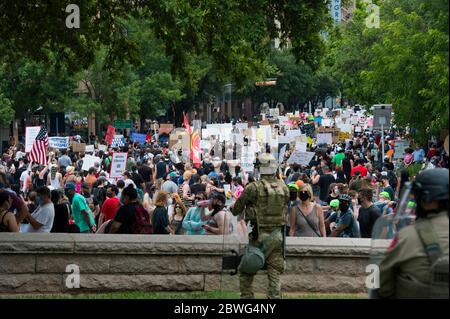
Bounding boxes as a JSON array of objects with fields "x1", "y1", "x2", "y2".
[
  {"x1": 232, "y1": 153, "x2": 290, "y2": 299},
  {"x1": 373, "y1": 168, "x2": 449, "y2": 299}
]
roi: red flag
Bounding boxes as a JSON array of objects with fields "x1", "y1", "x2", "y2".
[
  {"x1": 183, "y1": 112, "x2": 192, "y2": 135},
  {"x1": 28, "y1": 126, "x2": 49, "y2": 165},
  {"x1": 190, "y1": 130, "x2": 201, "y2": 168},
  {"x1": 105, "y1": 125, "x2": 115, "y2": 145}
]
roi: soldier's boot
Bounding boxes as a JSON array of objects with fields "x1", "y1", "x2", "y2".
[
  {"x1": 239, "y1": 273, "x2": 255, "y2": 299},
  {"x1": 267, "y1": 264, "x2": 282, "y2": 299}
]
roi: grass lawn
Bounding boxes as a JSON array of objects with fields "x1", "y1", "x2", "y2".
[{"x1": 2, "y1": 291, "x2": 367, "y2": 299}]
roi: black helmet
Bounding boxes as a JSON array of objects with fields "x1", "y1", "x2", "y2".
[
  {"x1": 413, "y1": 168, "x2": 449, "y2": 203},
  {"x1": 338, "y1": 194, "x2": 352, "y2": 203}
]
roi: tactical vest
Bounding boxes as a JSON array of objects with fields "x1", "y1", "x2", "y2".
[
  {"x1": 396, "y1": 219, "x2": 449, "y2": 299},
  {"x1": 254, "y1": 178, "x2": 289, "y2": 229}
]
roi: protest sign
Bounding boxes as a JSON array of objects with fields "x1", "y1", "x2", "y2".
[
  {"x1": 278, "y1": 136, "x2": 292, "y2": 144},
  {"x1": 317, "y1": 133, "x2": 333, "y2": 145},
  {"x1": 159, "y1": 124, "x2": 174, "y2": 134},
  {"x1": 269, "y1": 108, "x2": 279, "y2": 117},
  {"x1": 98, "y1": 145, "x2": 107, "y2": 152},
  {"x1": 110, "y1": 152, "x2": 128, "y2": 178},
  {"x1": 278, "y1": 144, "x2": 287, "y2": 163},
  {"x1": 354, "y1": 126, "x2": 362, "y2": 133},
  {"x1": 321, "y1": 119, "x2": 332, "y2": 127},
  {"x1": 85, "y1": 145, "x2": 95, "y2": 153},
  {"x1": 82, "y1": 155, "x2": 101, "y2": 171},
  {"x1": 131, "y1": 132, "x2": 147, "y2": 145},
  {"x1": 337, "y1": 123, "x2": 352, "y2": 133},
  {"x1": 295, "y1": 142, "x2": 307, "y2": 152},
  {"x1": 236, "y1": 122, "x2": 249, "y2": 130},
  {"x1": 287, "y1": 151, "x2": 315, "y2": 166},
  {"x1": 25, "y1": 126, "x2": 41, "y2": 152},
  {"x1": 72, "y1": 142, "x2": 86, "y2": 153},
  {"x1": 241, "y1": 146, "x2": 255, "y2": 172},
  {"x1": 48, "y1": 137, "x2": 69, "y2": 149},
  {"x1": 339, "y1": 132, "x2": 351, "y2": 141},
  {"x1": 285, "y1": 130, "x2": 303, "y2": 138},
  {"x1": 394, "y1": 141, "x2": 409, "y2": 159}
]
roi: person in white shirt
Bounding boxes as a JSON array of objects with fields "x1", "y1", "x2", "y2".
[
  {"x1": 47, "y1": 165, "x2": 63, "y2": 189},
  {"x1": 23, "y1": 186, "x2": 54, "y2": 233}
]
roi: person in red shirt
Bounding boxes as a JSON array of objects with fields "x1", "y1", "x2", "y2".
[
  {"x1": 351, "y1": 159, "x2": 368, "y2": 177},
  {"x1": 99, "y1": 185, "x2": 121, "y2": 226}
]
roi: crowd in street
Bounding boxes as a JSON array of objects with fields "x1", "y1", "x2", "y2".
[{"x1": 0, "y1": 108, "x2": 448, "y2": 239}]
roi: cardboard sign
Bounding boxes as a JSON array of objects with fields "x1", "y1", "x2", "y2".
[
  {"x1": 159, "y1": 124, "x2": 174, "y2": 134},
  {"x1": 394, "y1": 141, "x2": 409, "y2": 159},
  {"x1": 81, "y1": 155, "x2": 101, "y2": 171},
  {"x1": 110, "y1": 152, "x2": 128, "y2": 178},
  {"x1": 48, "y1": 137, "x2": 69, "y2": 149},
  {"x1": 339, "y1": 132, "x2": 351, "y2": 141},
  {"x1": 295, "y1": 142, "x2": 307, "y2": 152},
  {"x1": 72, "y1": 142, "x2": 86, "y2": 153},
  {"x1": 317, "y1": 133, "x2": 333, "y2": 145},
  {"x1": 25, "y1": 126, "x2": 41, "y2": 152},
  {"x1": 287, "y1": 151, "x2": 315, "y2": 166}
]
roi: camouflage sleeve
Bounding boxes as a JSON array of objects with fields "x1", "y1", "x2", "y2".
[{"x1": 231, "y1": 182, "x2": 256, "y2": 216}]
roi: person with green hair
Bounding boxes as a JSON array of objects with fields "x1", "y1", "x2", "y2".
[{"x1": 375, "y1": 191, "x2": 391, "y2": 213}]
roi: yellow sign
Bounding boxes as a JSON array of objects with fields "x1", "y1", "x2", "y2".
[{"x1": 339, "y1": 132, "x2": 351, "y2": 141}]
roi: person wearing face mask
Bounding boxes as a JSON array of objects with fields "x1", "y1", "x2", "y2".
[
  {"x1": 289, "y1": 184, "x2": 325, "y2": 237},
  {"x1": 357, "y1": 188, "x2": 381, "y2": 238},
  {"x1": 182, "y1": 192, "x2": 208, "y2": 235},
  {"x1": 64, "y1": 183, "x2": 96, "y2": 233},
  {"x1": 202, "y1": 192, "x2": 232, "y2": 235},
  {"x1": 326, "y1": 194, "x2": 360, "y2": 238},
  {"x1": 169, "y1": 201, "x2": 187, "y2": 235}
]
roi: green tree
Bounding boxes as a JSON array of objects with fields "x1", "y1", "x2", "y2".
[{"x1": 329, "y1": 0, "x2": 449, "y2": 142}]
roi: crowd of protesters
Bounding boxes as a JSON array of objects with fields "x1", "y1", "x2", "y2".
[{"x1": 1, "y1": 112, "x2": 448, "y2": 238}]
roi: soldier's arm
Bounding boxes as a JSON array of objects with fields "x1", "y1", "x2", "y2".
[
  {"x1": 378, "y1": 234, "x2": 405, "y2": 298},
  {"x1": 231, "y1": 183, "x2": 256, "y2": 216}
]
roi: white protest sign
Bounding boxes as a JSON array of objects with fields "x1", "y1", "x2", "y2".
[
  {"x1": 337, "y1": 123, "x2": 352, "y2": 133},
  {"x1": 322, "y1": 119, "x2": 332, "y2": 127},
  {"x1": 269, "y1": 108, "x2": 279, "y2": 117},
  {"x1": 85, "y1": 145, "x2": 95, "y2": 153},
  {"x1": 235, "y1": 123, "x2": 249, "y2": 130},
  {"x1": 48, "y1": 137, "x2": 69, "y2": 149},
  {"x1": 278, "y1": 144, "x2": 287, "y2": 163},
  {"x1": 25, "y1": 126, "x2": 41, "y2": 152},
  {"x1": 241, "y1": 146, "x2": 255, "y2": 172},
  {"x1": 98, "y1": 145, "x2": 107, "y2": 152},
  {"x1": 278, "y1": 136, "x2": 292, "y2": 145},
  {"x1": 295, "y1": 142, "x2": 307, "y2": 152},
  {"x1": 285, "y1": 130, "x2": 303, "y2": 138},
  {"x1": 287, "y1": 151, "x2": 315, "y2": 166},
  {"x1": 317, "y1": 133, "x2": 333, "y2": 145},
  {"x1": 109, "y1": 152, "x2": 128, "y2": 178},
  {"x1": 82, "y1": 155, "x2": 102, "y2": 171},
  {"x1": 354, "y1": 126, "x2": 362, "y2": 133}
]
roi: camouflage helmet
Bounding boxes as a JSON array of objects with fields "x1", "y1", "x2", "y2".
[{"x1": 258, "y1": 153, "x2": 278, "y2": 175}]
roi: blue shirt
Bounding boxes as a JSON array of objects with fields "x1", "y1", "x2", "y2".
[
  {"x1": 182, "y1": 207, "x2": 207, "y2": 235},
  {"x1": 412, "y1": 149, "x2": 425, "y2": 162}
]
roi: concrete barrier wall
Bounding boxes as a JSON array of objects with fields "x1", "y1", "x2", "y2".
[{"x1": 0, "y1": 234, "x2": 388, "y2": 295}]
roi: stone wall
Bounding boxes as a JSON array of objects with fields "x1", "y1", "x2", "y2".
[{"x1": 0, "y1": 233, "x2": 389, "y2": 295}]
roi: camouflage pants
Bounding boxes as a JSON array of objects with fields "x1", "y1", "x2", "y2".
[{"x1": 239, "y1": 229, "x2": 285, "y2": 299}]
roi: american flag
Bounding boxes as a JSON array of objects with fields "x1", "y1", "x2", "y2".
[
  {"x1": 111, "y1": 137, "x2": 125, "y2": 148},
  {"x1": 28, "y1": 126, "x2": 49, "y2": 165}
]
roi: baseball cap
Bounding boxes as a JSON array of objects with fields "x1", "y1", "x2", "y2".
[
  {"x1": 288, "y1": 183, "x2": 299, "y2": 191},
  {"x1": 330, "y1": 199, "x2": 340, "y2": 208},
  {"x1": 379, "y1": 191, "x2": 391, "y2": 200},
  {"x1": 64, "y1": 183, "x2": 76, "y2": 190}
]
